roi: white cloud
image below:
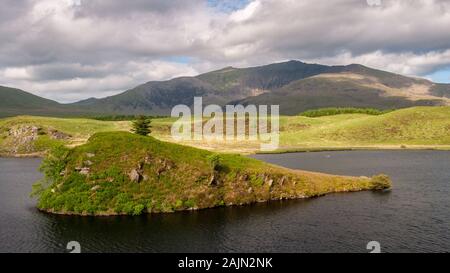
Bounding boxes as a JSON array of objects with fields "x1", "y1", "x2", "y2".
[
  {"x1": 3, "y1": 68, "x2": 33, "y2": 80},
  {"x1": 229, "y1": 0, "x2": 261, "y2": 22},
  {"x1": 0, "y1": 61, "x2": 199, "y2": 102},
  {"x1": 1, "y1": 0, "x2": 450, "y2": 101},
  {"x1": 306, "y1": 49, "x2": 450, "y2": 76}
]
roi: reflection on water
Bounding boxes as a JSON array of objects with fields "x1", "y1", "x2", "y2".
[{"x1": 0, "y1": 151, "x2": 449, "y2": 253}]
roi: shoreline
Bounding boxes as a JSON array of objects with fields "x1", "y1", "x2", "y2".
[
  {"x1": 38, "y1": 187, "x2": 383, "y2": 217},
  {"x1": 25, "y1": 132, "x2": 392, "y2": 217},
  {"x1": 254, "y1": 145, "x2": 450, "y2": 154},
  {"x1": 0, "y1": 152, "x2": 45, "y2": 158},
  {"x1": 3, "y1": 145, "x2": 450, "y2": 158}
]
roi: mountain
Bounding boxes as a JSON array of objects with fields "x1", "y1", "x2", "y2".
[
  {"x1": 0, "y1": 86, "x2": 101, "y2": 118},
  {"x1": 235, "y1": 66, "x2": 450, "y2": 114},
  {"x1": 72, "y1": 77, "x2": 219, "y2": 115},
  {"x1": 71, "y1": 61, "x2": 339, "y2": 115},
  {"x1": 0, "y1": 86, "x2": 68, "y2": 117},
  {"x1": 70, "y1": 61, "x2": 450, "y2": 115},
  {"x1": 2, "y1": 60, "x2": 450, "y2": 117}
]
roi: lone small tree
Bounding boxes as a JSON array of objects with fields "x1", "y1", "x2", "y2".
[{"x1": 131, "y1": 115, "x2": 152, "y2": 136}]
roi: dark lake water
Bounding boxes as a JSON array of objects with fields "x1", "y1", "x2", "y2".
[{"x1": 0, "y1": 151, "x2": 449, "y2": 253}]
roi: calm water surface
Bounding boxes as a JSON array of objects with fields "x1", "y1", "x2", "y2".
[{"x1": 0, "y1": 151, "x2": 449, "y2": 253}]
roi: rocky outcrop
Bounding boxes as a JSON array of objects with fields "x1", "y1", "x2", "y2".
[
  {"x1": 48, "y1": 129, "x2": 71, "y2": 140},
  {"x1": 75, "y1": 167, "x2": 90, "y2": 176},
  {"x1": 7, "y1": 125, "x2": 39, "y2": 153},
  {"x1": 155, "y1": 158, "x2": 175, "y2": 176},
  {"x1": 1, "y1": 125, "x2": 73, "y2": 156},
  {"x1": 129, "y1": 168, "x2": 142, "y2": 183},
  {"x1": 208, "y1": 174, "x2": 218, "y2": 186}
]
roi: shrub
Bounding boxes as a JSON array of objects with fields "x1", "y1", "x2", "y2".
[
  {"x1": 300, "y1": 107, "x2": 392, "y2": 117},
  {"x1": 131, "y1": 115, "x2": 152, "y2": 136},
  {"x1": 132, "y1": 204, "x2": 145, "y2": 216},
  {"x1": 31, "y1": 145, "x2": 70, "y2": 198},
  {"x1": 207, "y1": 154, "x2": 221, "y2": 171},
  {"x1": 371, "y1": 174, "x2": 392, "y2": 190},
  {"x1": 175, "y1": 200, "x2": 183, "y2": 209},
  {"x1": 184, "y1": 199, "x2": 196, "y2": 208}
]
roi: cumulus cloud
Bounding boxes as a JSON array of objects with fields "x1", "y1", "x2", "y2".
[{"x1": 1, "y1": 0, "x2": 450, "y2": 102}]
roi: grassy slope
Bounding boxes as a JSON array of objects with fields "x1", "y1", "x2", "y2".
[
  {"x1": 0, "y1": 86, "x2": 63, "y2": 117},
  {"x1": 150, "y1": 106, "x2": 450, "y2": 153},
  {"x1": 0, "y1": 116, "x2": 130, "y2": 155},
  {"x1": 1, "y1": 107, "x2": 450, "y2": 155},
  {"x1": 279, "y1": 106, "x2": 450, "y2": 149},
  {"x1": 0, "y1": 86, "x2": 96, "y2": 118},
  {"x1": 236, "y1": 76, "x2": 445, "y2": 115},
  {"x1": 34, "y1": 132, "x2": 390, "y2": 216}
]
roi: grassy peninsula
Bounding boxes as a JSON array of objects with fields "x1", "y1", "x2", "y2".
[{"x1": 32, "y1": 132, "x2": 391, "y2": 216}]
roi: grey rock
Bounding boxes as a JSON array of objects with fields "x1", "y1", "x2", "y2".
[
  {"x1": 129, "y1": 169, "x2": 142, "y2": 183},
  {"x1": 84, "y1": 160, "x2": 93, "y2": 166},
  {"x1": 79, "y1": 167, "x2": 90, "y2": 175},
  {"x1": 209, "y1": 174, "x2": 217, "y2": 186}
]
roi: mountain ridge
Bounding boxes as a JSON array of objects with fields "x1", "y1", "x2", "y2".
[{"x1": 1, "y1": 60, "x2": 450, "y2": 117}]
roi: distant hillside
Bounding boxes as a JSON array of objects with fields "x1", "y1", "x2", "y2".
[
  {"x1": 70, "y1": 61, "x2": 450, "y2": 115},
  {"x1": 72, "y1": 77, "x2": 221, "y2": 115},
  {"x1": 0, "y1": 86, "x2": 94, "y2": 118},
  {"x1": 235, "y1": 71, "x2": 448, "y2": 115},
  {"x1": 197, "y1": 60, "x2": 335, "y2": 93},
  {"x1": 0, "y1": 86, "x2": 65, "y2": 117},
  {"x1": 277, "y1": 106, "x2": 450, "y2": 149},
  {"x1": 71, "y1": 61, "x2": 341, "y2": 115},
  {"x1": 2, "y1": 61, "x2": 450, "y2": 117}
]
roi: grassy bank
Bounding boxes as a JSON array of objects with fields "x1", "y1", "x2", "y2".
[
  {"x1": 153, "y1": 106, "x2": 450, "y2": 153},
  {"x1": 2, "y1": 106, "x2": 450, "y2": 155},
  {"x1": 32, "y1": 132, "x2": 391, "y2": 216},
  {"x1": 0, "y1": 116, "x2": 130, "y2": 156}
]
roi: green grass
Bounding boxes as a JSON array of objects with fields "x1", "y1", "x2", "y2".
[
  {"x1": 0, "y1": 116, "x2": 130, "y2": 155},
  {"x1": 33, "y1": 132, "x2": 390, "y2": 216},
  {"x1": 280, "y1": 106, "x2": 450, "y2": 149},
  {"x1": 147, "y1": 106, "x2": 450, "y2": 153},
  {"x1": 0, "y1": 116, "x2": 129, "y2": 136},
  {"x1": 2, "y1": 106, "x2": 450, "y2": 155}
]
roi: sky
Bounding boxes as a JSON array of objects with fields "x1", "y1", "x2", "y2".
[{"x1": 1, "y1": 0, "x2": 450, "y2": 103}]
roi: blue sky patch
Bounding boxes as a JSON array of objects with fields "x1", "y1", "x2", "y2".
[
  {"x1": 207, "y1": 0, "x2": 250, "y2": 13},
  {"x1": 427, "y1": 68, "x2": 450, "y2": 83}
]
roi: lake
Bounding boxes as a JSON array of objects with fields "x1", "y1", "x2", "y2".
[{"x1": 0, "y1": 151, "x2": 449, "y2": 253}]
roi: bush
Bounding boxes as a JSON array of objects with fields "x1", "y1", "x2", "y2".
[
  {"x1": 300, "y1": 107, "x2": 392, "y2": 117},
  {"x1": 371, "y1": 174, "x2": 392, "y2": 190},
  {"x1": 207, "y1": 154, "x2": 221, "y2": 171},
  {"x1": 120, "y1": 202, "x2": 133, "y2": 214},
  {"x1": 88, "y1": 115, "x2": 164, "y2": 121},
  {"x1": 184, "y1": 199, "x2": 196, "y2": 208},
  {"x1": 31, "y1": 145, "x2": 70, "y2": 198},
  {"x1": 132, "y1": 204, "x2": 145, "y2": 216},
  {"x1": 40, "y1": 145, "x2": 70, "y2": 181}
]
